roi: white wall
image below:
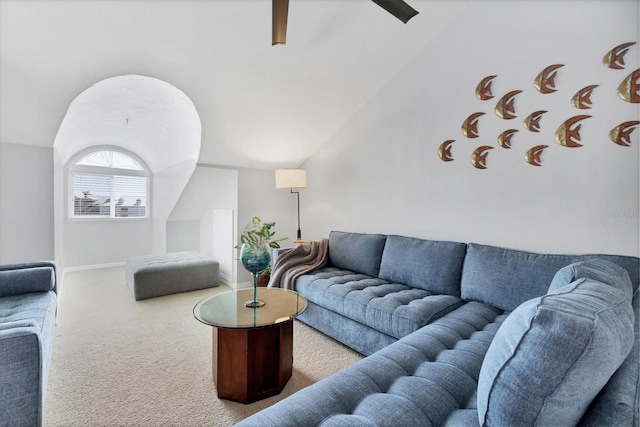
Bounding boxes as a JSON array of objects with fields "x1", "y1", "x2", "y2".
[
  {"x1": 207, "y1": 209, "x2": 234, "y2": 284},
  {"x1": 64, "y1": 218, "x2": 154, "y2": 267},
  {"x1": 166, "y1": 220, "x2": 200, "y2": 253},
  {"x1": 0, "y1": 142, "x2": 55, "y2": 263},
  {"x1": 167, "y1": 165, "x2": 238, "y2": 283},
  {"x1": 61, "y1": 159, "x2": 195, "y2": 268},
  {"x1": 236, "y1": 167, "x2": 299, "y2": 286},
  {"x1": 301, "y1": 0, "x2": 640, "y2": 257},
  {"x1": 150, "y1": 160, "x2": 197, "y2": 257}
]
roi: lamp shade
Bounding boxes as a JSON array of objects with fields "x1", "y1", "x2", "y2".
[{"x1": 275, "y1": 169, "x2": 307, "y2": 189}]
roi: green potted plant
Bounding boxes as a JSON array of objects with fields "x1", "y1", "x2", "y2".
[{"x1": 235, "y1": 216, "x2": 287, "y2": 286}]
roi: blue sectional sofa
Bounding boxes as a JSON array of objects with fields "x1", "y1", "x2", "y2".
[
  {"x1": 0, "y1": 261, "x2": 57, "y2": 426},
  {"x1": 237, "y1": 231, "x2": 639, "y2": 427}
]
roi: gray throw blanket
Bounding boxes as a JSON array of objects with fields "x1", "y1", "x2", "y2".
[{"x1": 268, "y1": 238, "x2": 329, "y2": 290}]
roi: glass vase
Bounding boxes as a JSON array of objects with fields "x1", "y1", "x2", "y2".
[{"x1": 240, "y1": 242, "x2": 271, "y2": 308}]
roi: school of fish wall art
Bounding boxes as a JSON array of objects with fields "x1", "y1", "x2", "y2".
[{"x1": 437, "y1": 42, "x2": 640, "y2": 169}]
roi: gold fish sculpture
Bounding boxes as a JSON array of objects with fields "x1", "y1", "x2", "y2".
[
  {"x1": 497, "y1": 129, "x2": 519, "y2": 149},
  {"x1": 609, "y1": 121, "x2": 640, "y2": 147},
  {"x1": 524, "y1": 110, "x2": 548, "y2": 132},
  {"x1": 525, "y1": 145, "x2": 549, "y2": 167},
  {"x1": 618, "y1": 69, "x2": 640, "y2": 103},
  {"x1": 461, "y1": 112, "x2": 486, "y2": 138},
  {"x1": 495, "y1": 90, "x2": 522, "y2": 119},
  {"x1": 603, "y1": 42, "x2": 636, "y2": 69},
  {"x1": 476, "y1": 75, "x2": 497, "y2": 100},
  {"x1": 471, "y1": 146, "x2": 494, "y2": 169},
  {"x1": 438, "y1": 140, "x2": 455, "y2": 161},
  {"x1": 534, "y1": 64, "x2": 564, "y2": 94},
  {"x1": 555, "y1": 115, "x2": 591, "y2": 147},
  {"x1": 571, "y1": 85, "x2": 599, "y2": 109}
]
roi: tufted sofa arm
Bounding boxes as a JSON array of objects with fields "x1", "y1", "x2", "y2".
[
  {"x1": 0, "y1": 320, "x2": 47, "y2": 425},
  {"x1": 0, "y1": 261, "x2": 57, "y2": 427}
]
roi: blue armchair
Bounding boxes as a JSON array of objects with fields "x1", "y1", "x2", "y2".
[{"x1": 0, "y1": 261, "x2": 57, "y2": 426}]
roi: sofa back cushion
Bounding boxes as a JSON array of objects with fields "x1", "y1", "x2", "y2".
[
  {"x1": 378, "y1": 235, "x2": 466, "y2": 296},
  {"x1": 460, "y1": 243, "x2": 640, "y2": 311},
  {"x1": 328, "y1": 231, "x2": 387, "y2": 277},
  {"x1": 0, "y1": 266, "x2": 56, "y2": 298},
  {"x1": 477, "y1": 260, "x2": 634, "y2": 426}
]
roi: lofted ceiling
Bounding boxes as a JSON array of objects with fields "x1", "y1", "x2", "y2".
[{"x1": 0, "y1": 0, "x2": 471, "y2": 170}]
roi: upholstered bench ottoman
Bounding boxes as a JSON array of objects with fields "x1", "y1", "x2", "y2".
[{"x1": 126, "y1": 251, "x2": 219, "y2": 300}]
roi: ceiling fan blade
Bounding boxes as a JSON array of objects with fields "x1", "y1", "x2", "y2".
[
  {"x1": 272, "y1": 0, "x2": 289, "y2": 45},
  {"x1": 371, "y1": 0, "x2": 419, "y2": 23}
]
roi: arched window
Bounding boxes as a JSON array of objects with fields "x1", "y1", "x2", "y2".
[{"x1": 69, "y1": 149, "x2": 150, "y2": 218}]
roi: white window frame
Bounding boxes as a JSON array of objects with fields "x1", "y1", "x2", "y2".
[{"x1": 68, "y1": 148, "x2": 151, "y2": 220}]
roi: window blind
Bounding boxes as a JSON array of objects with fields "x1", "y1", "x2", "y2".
[
  {"x1": 72, "y1": 174, "x2": 148, "y2": 217},
  {"x1": 73, "y1": 174, "x2": 111, "y2": 216}
]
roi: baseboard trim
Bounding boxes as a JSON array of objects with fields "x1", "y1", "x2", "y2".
[
  {"x1": 235, "y1": 281, "x2": 253, "y2": 289},
  {"x1": 63, "y1": 262, "x2": 126, "y2": 274},
  {"x1": 219, "y1": 271, "x2": 231, "y2": 284}
]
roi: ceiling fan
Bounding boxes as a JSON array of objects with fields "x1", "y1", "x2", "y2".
[{"x1": 272, "y1": 0, "x2": 419, "y2": 45}]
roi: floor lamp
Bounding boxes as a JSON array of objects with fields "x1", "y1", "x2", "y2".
[{"x1": 275, "y1": 169, "x2": 307, "y2": 240}]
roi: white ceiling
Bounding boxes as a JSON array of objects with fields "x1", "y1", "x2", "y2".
[{"x1": 0, "y1": 0, "x2": 471, "y2": 170}]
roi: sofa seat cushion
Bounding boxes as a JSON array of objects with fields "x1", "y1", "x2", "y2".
[
  {"x1": 236, "y1": 301, "x2": 506, "y2": 427},
  {"x1": 477, "y1": 262, "x2": 634, "y2": 426},
  {"x1": 296, "y1": 267, "x2": 464, "y2": 339},
  {"x1": 0, "y1": 292, "x2": 57, "y2": 331}
]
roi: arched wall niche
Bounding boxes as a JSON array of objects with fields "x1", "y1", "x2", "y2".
[
  {"x1": 54, "y1": 74, "x2": 201, "y2": 171},
  {"x1": 54, "y1": 75, "x2": 203, "y2": 269}
]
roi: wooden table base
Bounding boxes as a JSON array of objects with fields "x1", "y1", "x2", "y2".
[{"x1": 212, "y1": 320, "x2": 293, "y2": 404}]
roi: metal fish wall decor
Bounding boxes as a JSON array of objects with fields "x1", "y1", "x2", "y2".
[
  {"x1": 609, "y1": 121, "x2": 640, "y2": 146},
  {"x1": 617, "y1": 69, "x2": 640, "y2": 103},
  {"x1": 525, "y1": 145, "x2": 548, "y2": 167},
  {"x1": 571, "y1": 85, "x2": 599, "y2": 109},
  {"x1": 437, "y1": 42, "x2": 638, "y2": 169},
  {"x1": 471, "y1": 146, "x2": 493, "y2": 169},
  {"x1": 497, "y1": 129, "x2": 518, "y2": 149},
  {"x1": 534, "y1": 64, "x2": 564, "y2": 93},
  {"x1": 461, "y1": 112, "x2": 485, "y2": 138},
  {"x1": 555, "y1": 115, "x2": 591, "y2": 147},
  {"x1": 476, "y1": 75, "x2": 497, "y2": 100},
  {"x1": 603, "y1": 42, "x2": 636, "y2": 69},
  {"x1": 438, "y1": 140, "x2": 455, "y2": 161},
  {"x1": 495, "y1": 90, "x2": 522, "y2": 119},
  {"x1": 523, "y1": 110, "x2": 548, "y2": 132}
]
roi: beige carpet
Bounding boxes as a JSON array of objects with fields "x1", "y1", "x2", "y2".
[{"x1": 44, "y1": 266, "x2": 363, "y2": 427}]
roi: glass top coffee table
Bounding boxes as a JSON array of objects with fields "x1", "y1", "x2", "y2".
[{"x1": 193, "y1": 288, "x2": 307, "y2": 404}]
